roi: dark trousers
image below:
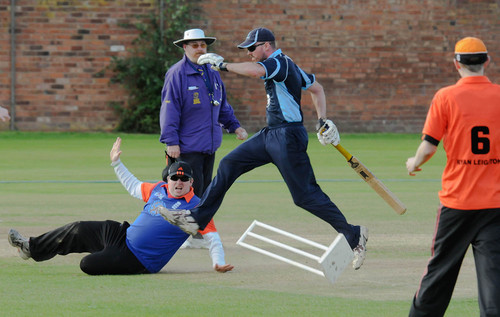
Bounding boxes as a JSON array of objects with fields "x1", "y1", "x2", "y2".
[
  {"x1": 29, "y1": 220, "x2": 148, "y2": 275},
  {"x1": 168, "y1": 152, "x2": 215, "y2": 197},
  {"x1": 409, "y1": 206, "x2": 500, "y2": 317},
  {"x1": 191, "y1": 124, "x2": 359, "y2": 248}
]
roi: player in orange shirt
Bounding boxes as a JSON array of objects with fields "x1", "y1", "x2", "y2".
[
  {"x1": 406, "y1": 37, "x2": 500, "y2": 316},
  {"x1": 8, "y1": 137, "x2": 233, "y2": 275}
]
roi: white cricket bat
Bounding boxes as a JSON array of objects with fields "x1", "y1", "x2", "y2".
[{"x1": 333, "y1": 144, "x2": 407, "y2": 215}]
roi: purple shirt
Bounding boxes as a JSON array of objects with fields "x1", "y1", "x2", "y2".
[{"x1": 159, "y1": 55, "x2": 241, "y2": 154}]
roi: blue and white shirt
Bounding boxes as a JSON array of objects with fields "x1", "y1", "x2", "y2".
[
  {"x1": 111, "y1": 160, "x2": 226, "y2": 273},
  {"x1": 126, "y1": 181, "x2": 198, "y2": 273},
  {"x1": 258, "y1": 49, "x2": 315, "y2": 127}
]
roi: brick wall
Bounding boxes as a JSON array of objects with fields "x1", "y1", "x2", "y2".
[
  {"x1": 201, "y1": 0, "x2": 500, "y2": 133},
  {"x1": 0, "y1": 0, "x2": 155, "y2": 131},
  {"x1": 2, "y1": 0, "x2": 500, "y2": 133}
]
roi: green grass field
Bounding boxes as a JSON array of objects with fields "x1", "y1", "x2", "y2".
[{"x1": 0, "y1": 132, "x2": 479, "y2": 316}]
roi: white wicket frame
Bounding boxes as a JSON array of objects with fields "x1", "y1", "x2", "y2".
[{"x1": 236, "y1": 220, "x2": 354, "y2": 284}]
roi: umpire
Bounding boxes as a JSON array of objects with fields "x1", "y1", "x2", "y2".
[{"x1": 160, "y1": 28, "x2": 247, "y2": 197}]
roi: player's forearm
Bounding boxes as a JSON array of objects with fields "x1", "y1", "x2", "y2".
[
  {"x1": 413, "y1": 140, "x2": 438, "y2": 169},
  {"x1": 311, "y1": 94, "x2": 327, "y2": 119},
  {"x1": 226, "y1": 62, "x2": 265, "y2": 78},
  {"x1": 111, "y1": 160, "x2": 143, "y2": 199},
  {"x1": 203, "y1": 231, "x2": 226, "y2": 267},
  {"x1": 308, "y1": 81, "x2": 327, "y2": 119}
]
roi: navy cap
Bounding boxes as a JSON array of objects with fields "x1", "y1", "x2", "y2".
[{"x1": 237, "y1": 27, "x2": 275, "y2": 49}]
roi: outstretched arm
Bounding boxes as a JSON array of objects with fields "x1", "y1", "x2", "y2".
[
  {"x1": 198, "y1": 53, "x2": 265, "y2": 78},
  {"x1": 110, "y1": 137, "x2": 123, "y2": 163},
  {"x1": 202, "y1": 231, "x2": 234, "y2": 273},
  {"x1": 110, "y1": 137, "x2": 143, "y2": 199},
  {"x1": 225, "y1": 62, "x2": 266, "y2": 78}
]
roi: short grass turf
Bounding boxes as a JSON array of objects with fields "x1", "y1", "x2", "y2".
[{"x1": 0, "y1": 132, "x2": 479, "y2": 316}]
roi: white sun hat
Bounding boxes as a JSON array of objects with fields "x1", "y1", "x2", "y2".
[{"x1": 173, "y1": 29, "x2": 217, "y2": 48}]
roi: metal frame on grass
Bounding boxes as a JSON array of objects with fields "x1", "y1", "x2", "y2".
[{"x1": 236, "y1": 220, "x2": 354, "y2": 285}]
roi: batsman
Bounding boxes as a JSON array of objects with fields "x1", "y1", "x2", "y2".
[{"x1": 161, "y1": 27, "x2": 369, "y2": 270}]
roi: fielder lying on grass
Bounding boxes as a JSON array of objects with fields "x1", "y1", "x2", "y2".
[{"x1": 7, "y1": 137, "x2": 233, "y2": 275}]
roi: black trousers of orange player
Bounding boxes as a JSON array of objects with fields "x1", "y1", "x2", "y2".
[
  {"x1": 409, "y1": 206, "x2": 500, "y2": 317},
  {"x1": 29, "y1": 220, "x2": 148, "y2": 275}
]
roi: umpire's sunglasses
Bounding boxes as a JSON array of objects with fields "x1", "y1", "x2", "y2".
[
  {"x1": 187, "y1": 41, "x2": 207, "y2": 49},
  {"x1": 170, "y1": 175, "x2": 190, "y2": 182},
  {"x1": 247, "y1": 42, "x2": 265, "y2": 52}
]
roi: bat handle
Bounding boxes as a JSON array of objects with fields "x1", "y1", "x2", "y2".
[{"x1": 332, "y1": 144, "x2": 353, "y2": 161}]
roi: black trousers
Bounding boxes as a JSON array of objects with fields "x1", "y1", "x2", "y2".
[
  {"x1": 409, "y1": 206, "x2": 500, "y2": 317},
  {"x1": 29, "y1": 220, "x2": 148, "y2": 275},
  {"x1": 168, "y1": 152, "x2": 215, "y2": 197}
]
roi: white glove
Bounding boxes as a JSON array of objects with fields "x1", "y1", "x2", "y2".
[
  {"x1": 316, "y1": 119, "x2": 340, "y2": 146},
  {"x1": 198, "y1": 53, "x2": 227, "y2": 71}
]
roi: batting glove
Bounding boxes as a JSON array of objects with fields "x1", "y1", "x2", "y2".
[
  {"x1": 316, "y1": 118, "x2": 340, "y2": 146},
  {"x1": 198, "y1": 53, "x2": 228, "y2": 72}
]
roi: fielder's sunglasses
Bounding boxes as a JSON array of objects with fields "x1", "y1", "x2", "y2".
[
  {"x1": 247, "y1": 42, "x2": 265, "y2": 52},
  {"x1": 170, "y1": 175, "x2": 191, "y2": 182}
]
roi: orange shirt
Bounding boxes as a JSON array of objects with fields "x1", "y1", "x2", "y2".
[{"x1": 423, "y1": 76, "x2": 500, "y2": 209}]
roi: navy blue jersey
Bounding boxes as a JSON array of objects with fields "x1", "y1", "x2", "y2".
[{"x1": 258, "y1": 49, "x2": 315, "y2": 127}]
